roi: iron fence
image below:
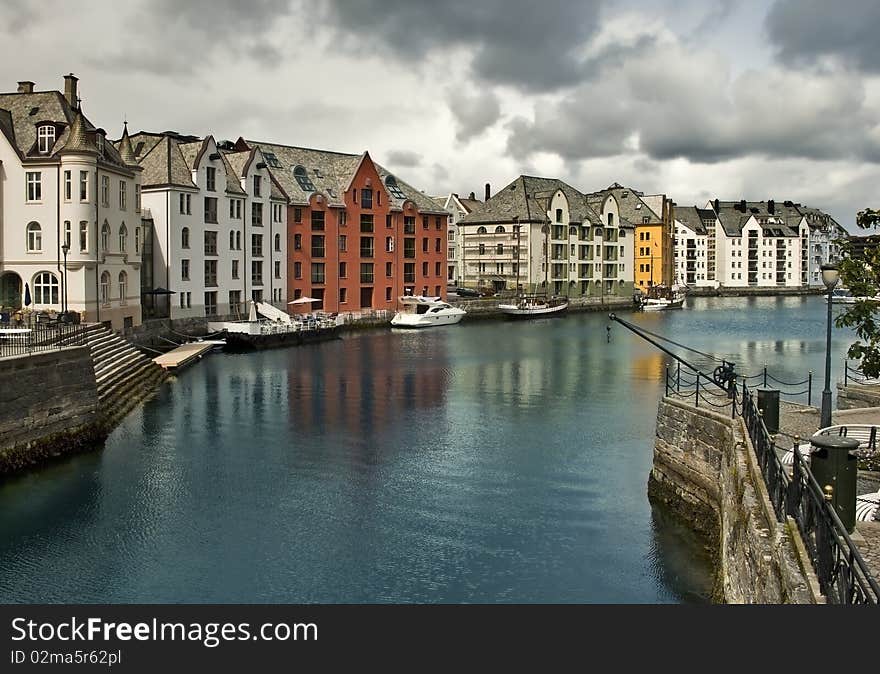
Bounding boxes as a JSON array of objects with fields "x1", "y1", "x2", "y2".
[
  {"x1": 0, "y1": 323, "x2": 88, "y2": 358},
  {"x1": 844, "y1": 360, "x2": 880, "y2": 386}
]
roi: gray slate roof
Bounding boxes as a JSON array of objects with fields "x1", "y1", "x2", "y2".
[
  {"x1": 587, "y1": 183, "x2": 661, "y2": 227},
  {"x1": 674, "y1": 206, "x2": 708, "y2": 235},
  {"x1": 0, "y1": 89, "x2": 132, "y2": 173},
  {"x1": 711, "y1": 200, "x2": 802, "y2": 237}
]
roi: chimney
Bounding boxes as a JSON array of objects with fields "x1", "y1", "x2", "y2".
[
  {"x1": 739, "y1": 199, "x2": 747, "y2": 212},
  {"x1": 767, "y1": 199, "x2": 775, "y2": 215},
  {"x1": 469, "y1": 191, "x2": 476, "y2": 201},
  {"x1": 17, "y1": 81, "x2": 34, "y2": 94},
  {"x1": 485, "y1": 183, "x2": 491, "y2": 201},
  {"x1": 63, "y1": 73, "x2": 78, "y2": 108},
  {"x1": 713, "y1": 198, "x2": 720, "y2": 213}
]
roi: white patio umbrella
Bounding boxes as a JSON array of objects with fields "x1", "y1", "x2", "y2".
[
  {"x1": 288, "y1": 297, "x2": 318, "y2": 305},
  {"x1": 248, "y1": 300, "x2": 258, "y2": 322}
]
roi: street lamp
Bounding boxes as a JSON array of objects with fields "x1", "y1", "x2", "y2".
[
  {"x1": 820, "y1": 263, "x2": 839, "y2": 428},
  {"x1": 61, "y1": 242, "x2": 70, "y2": 316}
]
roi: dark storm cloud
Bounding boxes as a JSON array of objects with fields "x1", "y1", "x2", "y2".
[
  {"x1": 448, "y1": 89, "x2": 502, "y2": 142},
  {"x1": 386, "y1": 150, "x2": 423, "y2": 168},
  {"x1": 96, "y1": 0, "x2": 295, "y2": 74},
  {"x1": 317, "y1": 0, "x2": 604, "y2": 92},
  {"x1": 766, "y1": 0, "x2": 880, "y2": 72}
]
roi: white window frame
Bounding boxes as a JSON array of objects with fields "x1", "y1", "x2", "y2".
[
  {"x1": 37, "y1": 125, "x2": 55, "y2": 154},
  {"x1": 26, "y1": 221, "x2": 42, "y2": 252},
  {"x1": 26, "y1": 172, "x2": 41, "y2": 202}
]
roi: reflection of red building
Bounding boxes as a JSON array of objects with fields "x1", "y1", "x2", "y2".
[
  {"x1": 234, "y1": 139, "x2": 447, "y2": 314},
  {"x1": 285, "y1": 333, "x2": 449, "y2": 436}
]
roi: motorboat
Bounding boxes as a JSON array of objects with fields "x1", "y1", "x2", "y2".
[
  {"x1": 827, "y1": 288, "x2": 880, "y2": 304},
  {"x1": 390, "y1": 296, "x2": 466, "y2": 328},
  {"x1": 637, "y1": 284, "x2": 686, "y2": 311},
  {"x1": 498, "y1": 295, "x2": 568, "y2": 318}
]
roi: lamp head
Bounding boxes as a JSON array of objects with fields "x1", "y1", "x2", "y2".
[
  {"x1": 61, "y1": 242, "x2": 70, "y2": 255},
  {"x1": 820, "y1": 263, "x2": 839, "y2": 290}
]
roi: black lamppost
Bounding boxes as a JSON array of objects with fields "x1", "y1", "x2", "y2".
[
  {"x1": 61, "y1": 242, "x2": 70, "y2": 315},
  {"x1": 820, "y1": 263, "x2": 839, "y2": 428}
]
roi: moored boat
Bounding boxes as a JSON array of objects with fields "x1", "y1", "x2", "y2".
[
  {"x1": 498, "y1": 295, "x2": 568, "y2": 318},
  {"x1": 636, "y1": 284, "x2": 686, "y2": 311},
  {"x1": 390, "y1": 296, "x2": 466, "y2": 328},
  {"x1": 208, "y1": 301, "x2": 343, "y2": 350}
]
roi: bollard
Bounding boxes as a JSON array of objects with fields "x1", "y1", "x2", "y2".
[
  {"x1": 810, "y1": 435, "x2": 860, "y2": 533},
  {"x1": 756, "y1": 388, "x2": 780, "y2": 435}
]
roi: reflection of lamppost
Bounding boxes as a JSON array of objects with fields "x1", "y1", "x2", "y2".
[
  {"x1": 820, "y1": 263, "x2": 839, "y2": 428},
  {"x1": 61, "y1": 242, "x2": 70, "y2": 315}
]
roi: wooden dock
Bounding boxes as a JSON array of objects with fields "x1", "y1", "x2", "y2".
[{"x1": 152, "y1": 342, "x2": 216, "y2": 371}]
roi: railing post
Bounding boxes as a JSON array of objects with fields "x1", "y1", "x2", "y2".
[
  {"x1": 695, "y1": 372, "x2": 700, "y2": 407},
  {"x1": 844, "y1": 361, "x2": 848, "y2": 387},
  {"x1": 808, "y1": 371, "x2": 813, "y2": 406},
  {"x1": 732, "y1": 379, "x2": 737, "y2": 418},
  {"x1": 665, "y1": 363, "x2": 670, "y2": 396},
  {"x1": 676, "y1": 361, "x2": 681, "y2": 394},
  {"x1": 763, "y1": 363, "x2": 768, "y2": 388}
]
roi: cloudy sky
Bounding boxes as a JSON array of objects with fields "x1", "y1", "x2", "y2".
[{"x1": 2, "y1": 0, "x2": 879, "y2": 229}]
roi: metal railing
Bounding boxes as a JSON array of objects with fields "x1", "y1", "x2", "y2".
[
  {"x1": 666, "y1": 361, "x2": 813, "y2": 405},
  {"x1": 844, "y1": 360, "x2": 880, "y2": 386},
  {"x1": 0, "y1": 323, "x2": 88, "y2": 358}
]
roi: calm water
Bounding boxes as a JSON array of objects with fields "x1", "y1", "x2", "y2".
[{"x1": 0, "y1": 296, "x2": 854, "y2": 603}]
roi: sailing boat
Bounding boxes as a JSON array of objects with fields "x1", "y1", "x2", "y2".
[{"x1": 497, "y1": 223, "x2": 568, "y2": 317}]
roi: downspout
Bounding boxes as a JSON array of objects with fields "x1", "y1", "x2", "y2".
[
  {"x1": 95, "y1": 166, "x2": 100, "y2": 324},
  {"x1": 56, "y1": 165, "x2": 62, "y2": 311}
]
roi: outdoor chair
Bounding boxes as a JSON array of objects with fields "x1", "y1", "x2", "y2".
[{"x1": 856, "y1": 488, "x2": 879, "y2": 522}]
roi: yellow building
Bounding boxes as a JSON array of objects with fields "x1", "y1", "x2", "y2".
[{"x1": 635, "y1": 223, "x2": 664, "y2": 289}]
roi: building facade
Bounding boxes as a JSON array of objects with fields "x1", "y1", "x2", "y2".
[
  {"x1": 237, "y1": 140, "x2": 448, "y2": 313},
  {"x1": 127, "y1": 132, "x2": 288, "y2": 320},
  {"x1": 434, "y1": 191, "x2": 482, "y2": 286},
  {"x1": 672, "y1": 206, "x2": 717, "y2": 288},
  {"x1": 0, "y1": 74, "x2": 143, "y2": 330}
]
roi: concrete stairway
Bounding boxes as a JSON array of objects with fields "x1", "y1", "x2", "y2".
[{"x1": 69, "y1": 324, "x2": 168, "y2": 428}]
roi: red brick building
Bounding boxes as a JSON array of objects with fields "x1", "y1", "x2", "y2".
[{"x1": 234, "y1": 139, "x2": 447, "y2": 314}]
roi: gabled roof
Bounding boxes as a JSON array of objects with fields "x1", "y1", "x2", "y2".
[
  {"x1": 587, "y1": 183, "x2": 661, "y2": 227},
  {"x1": 131, "y1": 133, "x2": 196, "y2": 189},
  {"x1": 674, "y1": 206, "x2": 709, "y2": 235},
  {"x1": 710, "y1": 200, "x2": 803, "y2": 237},
  {"x1": 241, "y1": 139, "x2": 446, "y2": 214}
]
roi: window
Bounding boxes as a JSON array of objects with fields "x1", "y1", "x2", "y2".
[
  {"x1": 230, "y1": 231, "x2": 235, "y2": 249},
  {"x1": 64, "y1": 221, "x2": 71, "y2": 249},
  {"x1": 386, "y1": 262, "x2": 393, "y2": 277},
  {"x1": 204, "y1": 260, "x2": 217, "y2": 287},
  {"x1": 435, "y1": 261, "x2": 441, "y2": 276},
  {"x1": 386, "y1": 236, "x2": 394, "y2": 252},
  {"x1": 273, "y1": 260, "x2": 281, "y2": 280},
  {"x1": 404, "y1": 216, "x2": 416, "y2": 234},
  {"x1": 206, "y1": 167, "x2": 216, "y2": 192},
  {"x1": 435, "y1": 217, "x2": 442, "y2": 230},
  {"x1": 181, "y1": 259, "x2": 190, "y2": 281},
  {"x1": 293, "y1": 166, "x2": 315, "y2": 192},
  {"x1": 204, "y1": 291, "x2": 217, "y2": 316},
  {"x1": 118, "y1": 271, "x2": 128, "y2": 304},
  {"x1": 64, "y1": 171, "x2": 72, "y2": 201},
  {"x1": 385, "y1": 175, "x2": 406, "y2": 200},
  {"x1": 479, "y1": 243, "x2": 485, "y2": 255},
  {"x1": 422, "y1": 216, "x2": 429, "y2": 229},
  {"x1": 205, "y1": 197, "x2": 218, "y2": 223},
  {"x1": 311, "y1": 235, "x2": 325, "y2": 258},
  {"x1": 100, "y1": 271, "x2": 111, "y2": 305},
  {"x1": 556, "y1": 209, "x2": 563, "y2": 223},
  {"x1": 360, "y1": 236, "x2": 374, "y2": 258},
  {"x1": 361, "y1": 189, "x2": 373, "y2": 209},
  {"x1": 253, "y1": 175, "x2": 261, "y2": 197},
  {"x1": 79, "y1": 171, "x2": 89, "y2": 201},
  {"x1": 204, "y1": 231, "x2": 217, "y2": 255},
  {"x1": 229, "y1": 199, "x2": 242, "y2": 219},
  {"x1": 181, "y1": 227, "x2": 190, "y2": 249},
  {"x1": 294, "y1": 208, "x2": 302, "y2": 223},
  {"x1": 251, "y1": 202, "x2": 262, "y2": 226},
  {"x1": 360, "y1": 263, "x2": 374, "y2": 283},
  {"x1": 311, "y1": 263, "x2": 325, "y2": 284},
  {"x1": 339, "y1": 262, "x2": 348, "y2": 278},
  {"x1": 236, "y1": 231, "x2": 241, "y2": 250},
  {"x1": 274, "y1": 233, "x2": 281, "y2": 252},
  {"x1": 119, "y1": 224, "x2": 127, "y2": 252},
  {"x1": 252, "y1": 261, "x2": 263, "y2": 286},
  {"x1": 273, "y1": 203, "x2": 282, "y2": 223},
  {"x1": 339, "y1": 288, "x2": 347, "y2": 304},
  {"x1": 232, "y1": 259, "x2": 239, "y2": 279},
  {"x1": 79, "y1": 221, "x2": 88, "y2": 252},
  {"x1": 119, "y1": 180, "x2": 127, "y2": 210},
  {"x1": 101, "y1": 222, "x2": 110, "y2": 251},
  {"x1": 294, "y1": 233, "x2": 302, "y2": 250},
  {"x1": 32, "y1": 271, "x2": 59, "y2": 305},
  {"x1": 339, "y1": 210, "x2": 347, "y2": 227},
  {"x1": 607, "y1": 213, "x2": 614, "y2": 227},
  {"x1": 311, "y1": 211, "x2": 325, "y2": 231},
  {"x1": 135, "y1": 185, "x2": 141, "y2": 212},
  {"x1": 26, "y1": 172, "x2": 41, "y2": 202},
  {"x1": 339, "y1": 235, "x2": 347, "y2": 252},
  {"x1": 386, "y1": 215, "x2": 393, "y2": 229},
  {"x1": 294, "y1": 261, "x2": 302, "y2": 279},
  {"x1": 252, "y1": 234, "x2": 263, "y2": 258},
  {"x1": 101, "y1": 176, "x2": 110, "y2": 207},
  {"x1": 385, "y1": 287, "x2": 392, "y2": 301},
  {"x1": 477, "y1": 226, "x2": 487, "y2": 234},
  {"x1": 229, "y1": 291, "x2": 242, "y2": 316},
  {"x1": 37, "y1": 125, "x2": 55, "y2": 154},
  {"x1": 360, "y1": 214, "x2": 374, "y2": 232},
  {"x1": 404, "y1": 238, "x2": 416, "y2": 258},
  {"x1": 642, "y1": 216, "x2": 650, "y2": 224},
  {"x1": 404, "y1": 262, "x2": 415, "y2": 283},
  {"x1": 25, "y1": 222, "x2": 42, "y2": 252}
]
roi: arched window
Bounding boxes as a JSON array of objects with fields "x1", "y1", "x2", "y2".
[
  {"x1": 274, "y1": 233, "x2": 281, "y2": 252},
  {"x1": 495, "y1": 225, "x2": 505, "y2": 234},
  {"x1": 101, "y1": 222, "x2": 110, "y2": 251},
  {"x1": 477, "y1": 226, "x2": 487, "y2": 234},
  {"x1": 181, "y1": 227, "x2": 190, "y2": 249},
  {"x1": 26, "y1": 222, "x2": 41, "y2": 252},
  {"x1": 100, "y1": 271, "x2": 111, "y2": 304},
  {"x1": 618, "y1": 228, "x2": 626, "y2": 238},
  {"x1": 119, "y1": 223, "x2": 127, "y2": 252},
  {"x1": 230, "y1": 231, "x2": 235, "y2": 249},
  {"x1": 384, "y1": 175, "x2": 406, "y2": 200},
  {"x1": 569, "y1": 226, "x2": 577, "y2": 235},
  {"x1": 293, "y1": 165, "x2": 315, "y2": 192},
  {"x1": 496, "y1": 244, "x2": 504, "y2": 254},
  {"x1": 236, "y1": 231, "x2": 241, "y2": 250},
  {"x1": 33, "y1": 271, "x2": 59, "y2": 305},
  {"x1": 37, "y1": 125, "x2": 55, "y2": 154},
  {"x1": 607, "y1": 213, "x2": 614, "y2": 227},
  {"x1": 118, "y1": 271, "x2": 128, "y2": 303}
]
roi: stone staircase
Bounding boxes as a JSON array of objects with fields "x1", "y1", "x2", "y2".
[{"x1": 68, "y1": 324, "x2": 168, "y2": 429}]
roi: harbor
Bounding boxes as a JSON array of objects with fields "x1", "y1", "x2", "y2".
[{"x1": 0, "y1": 295, "x2": 864, "y2": 603}]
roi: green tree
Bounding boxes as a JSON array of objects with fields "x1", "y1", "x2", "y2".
[{"x1": 835, "y1": 208, "x2": 880, "y2": 377}]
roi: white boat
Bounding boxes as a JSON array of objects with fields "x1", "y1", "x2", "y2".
[
  {"x1": 637, "y1": 284, "x2": 686, "y2": 311},
  {"x1": 390, "y1": 296, "x2": 466, "y2": 328},
  {"x1": 827, "y1": 289, "x2": 880, "y2": 304},
  {"x1": 498, "y1": 295, "x2": 568, "y2": 318}
]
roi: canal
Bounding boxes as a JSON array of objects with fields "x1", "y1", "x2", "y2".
[{"x1": 0, "y1": 295, "x2": 855, "y2": 603}]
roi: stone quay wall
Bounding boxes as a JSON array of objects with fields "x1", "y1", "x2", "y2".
[
  {"x1": 837, "y1": 382, "x2": 880, "y2": 410},
  {"x1": 0, "y1": 346, "x2": 105, "y2": 475},
  {"x1": 650, "y1": 396, "x2": 817, "y2": 603}
]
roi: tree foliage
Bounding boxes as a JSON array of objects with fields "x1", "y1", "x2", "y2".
[{"x1": 835, "y1": 208, "x2": 880, "y2": 377}]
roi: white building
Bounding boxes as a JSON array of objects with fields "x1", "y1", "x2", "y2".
[
  {"x1": 126, "y1": 132, "x2": 288, "y2": 320},
  {"x1": 458, "y1": 176, "x2": 634, "y2": 298},
  {"x1": 0, "y1": 74, "x2": 143, "y2": 330},
  {"x1": 798, "y1": 206, "x2": 848, "y2": 287},
  {"x1": 434, "y1": 191, "x2": 482, "y2": 286},
  {"x1": 672, "y1": 206, "x2": 718, "y2": 288}
]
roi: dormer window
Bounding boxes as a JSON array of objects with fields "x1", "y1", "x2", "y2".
[
  {"x1": 37, "y1": 125, "x2": 55, "y2": 154},
  {"x1": 96, "y1": 134, "x2": 104, "y2": 154},
  {"x1": 385, "y1": 175, "x2": 406, "y2": 200},
  {"x1": 293, "y1": 165, "x2": 315, "y2": 192}
]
